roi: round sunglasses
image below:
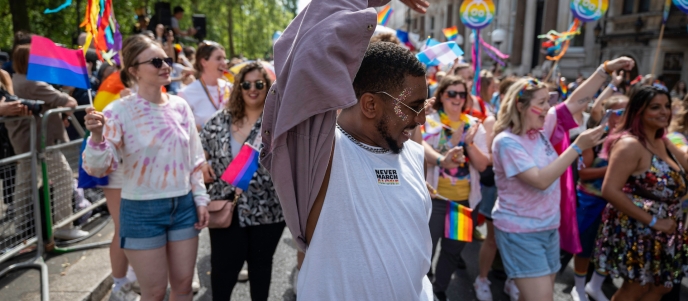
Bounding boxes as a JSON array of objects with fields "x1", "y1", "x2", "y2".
[
  {"x1": 241, "y1": 81, "x2": 265, "y2": 90},
  {"x1": 446, "y1": 90, "x2": 467, "y2": 99},
  {"x1": 133, "y1": 57, "x2": 174, "y2": 69}
]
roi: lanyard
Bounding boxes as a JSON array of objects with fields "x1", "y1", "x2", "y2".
[{"x1": 200, "y1": 79, "x2": 221, "y2": 110}]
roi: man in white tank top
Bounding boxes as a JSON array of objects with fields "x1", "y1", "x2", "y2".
[{"x1": 295, "y1": 41, "x2": 434, "y2": 300}]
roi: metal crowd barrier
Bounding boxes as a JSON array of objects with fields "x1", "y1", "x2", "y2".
[
  {"x1": 0, "y1": 115, "x2": 49, "y2": 301},
  {"x1": 40, "y1": 105, "x2": 109, "y2": 253}
]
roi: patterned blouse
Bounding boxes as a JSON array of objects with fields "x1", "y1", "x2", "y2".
[{"x1": 199, "y1": 110, "x2": 283, "y2": 227}]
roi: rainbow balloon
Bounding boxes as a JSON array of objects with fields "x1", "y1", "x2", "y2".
[
  {"x1": 460, "y1": 0, "x2": 495, "y2": 30},
  {"x1": 674, "y1": 0, "x2": 688, "y2": 14},
  {"x1": 570, "y1": 0, "x2": 608, "y2": 22},
  {"x1": 93, "y1": 71, "x2": 124, "y2": 112},
  {"x1": 377, "y1": 5, "x2": 393, "y2": 26}
]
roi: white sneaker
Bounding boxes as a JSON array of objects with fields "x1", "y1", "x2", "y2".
[
  {"x1": 503, "y1": 278, "x2": 519, "y2": 301},
  {"x1": 192, "y1": 280, "x2": 200, "y2": 293},
  {"x1": 109, "y1": 283, "x2": 140, "y2": 301},
  {"x1": 238, "y1": 268, "x2": 249, "y2": 282},
  {"x1": 54, "y1": 228, "x2": 89, "y2": 240},
  {"x1": 585, "y1": 282, "x2": 609, "y2": 301},
  {"x1": 571, "y1": 288, "x2": 589, "y2": 301},
  {"x1": 474, "y1": 277, "x2": 493, "y2": 301}
]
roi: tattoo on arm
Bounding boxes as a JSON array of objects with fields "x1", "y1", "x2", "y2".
[{"x1": 576, "y1": 96, "x2": 592, "y2": 105}]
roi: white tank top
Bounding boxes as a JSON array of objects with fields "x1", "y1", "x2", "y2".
[{"x1": 297, "y1": 127, "x2": 434, "y2": 301}]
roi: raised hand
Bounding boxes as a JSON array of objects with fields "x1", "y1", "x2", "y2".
[{"x1": 400, "y1": 0, "x2": 429, "y2": 13}]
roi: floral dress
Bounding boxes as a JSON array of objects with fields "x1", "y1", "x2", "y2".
[{"x1": 593, "y1": 148, "x2": 688, "y2": 286}]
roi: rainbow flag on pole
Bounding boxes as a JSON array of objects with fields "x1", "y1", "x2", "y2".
[
  {"x1": 377, "y1": 5, "x2": 393, "y2": 26},
  {"x1": 442, "y1": 26, "x2": 459, "y2": 41},
  {"x1": 27, "y1": 35, "x2": 91, "y2": 89},
  {"x1": 221, "y1": 143, "x2": 260, "y2": 190},
  {"x1": 445, "y1": 202, "x2": 473, "y2": 242},
  {"x1": 663, "y1": 0, "x2": 672, "y2": 24}
]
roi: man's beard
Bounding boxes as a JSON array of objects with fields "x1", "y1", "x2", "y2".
[{"x1": 376, "y1": 117, "x2": 403, "y2": 154}]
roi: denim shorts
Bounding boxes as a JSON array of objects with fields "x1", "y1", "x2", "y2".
[
  {"x1": 478, "y1": 185, "x2": 498, "y2": 220},
  {"x1": 119, "y1": 192, "x2": 199, "y2": 250},
  {"x1": 494, "y1": 228, "x2": 561, "y2": 279}
]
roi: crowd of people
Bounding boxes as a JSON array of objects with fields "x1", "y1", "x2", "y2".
[{"x1": 2, "y1": 1, "x2": 688, "y2": 301}]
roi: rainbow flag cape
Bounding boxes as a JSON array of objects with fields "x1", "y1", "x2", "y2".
[
  {"x1": 93, "y1": 71, "x2": 124, "y2": 111},
  {"x1": 442, "y1": 26, "x2": 459, "y2": 41},
  {"x1": 221, "y1": 143, "x2": 260, "y2": 190},
  {"x1": 27, "y1": 36, "x2": 90, "y2": 89},
  {"x1": 377, "y1": 5, "x2": 393, "y2": 26},
  {"x1": 445, "y1": 202, "x2": 473, "y2": 242}
]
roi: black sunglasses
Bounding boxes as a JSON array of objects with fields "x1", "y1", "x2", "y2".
[
  {"x1": 241, "y1": 81, "x2": 265, "y2": 90},
  {"x1": 446, "y1": 90, "x2": 467, "y2": 99},
  {"x1": 134, "y1": 57, "x2": 174, "y2": 68}
]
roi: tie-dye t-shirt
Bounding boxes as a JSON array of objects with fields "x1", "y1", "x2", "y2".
[
  {"x1": 83, "y1": 94, "x2": 209, "y2": 207},
  {"x1": 491, "y1": 104, "x2": 574, "y2": 233}
]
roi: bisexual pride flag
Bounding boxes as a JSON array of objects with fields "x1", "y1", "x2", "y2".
[
  {"x1": 27, "y1": 36, "x2": 91, "y2": 90},
  {"x1": 221, "y1": 143, "x2": 260, "y2": 190},
  {"x1": 377, "y1": 5, "x2": 393, "y2": 26},
  {"x1": 442, "y1": 26, "x2": 459, "y2": 41},
  {"x1": 445, "y1": 202, "x2": 473, "y2": 242}
]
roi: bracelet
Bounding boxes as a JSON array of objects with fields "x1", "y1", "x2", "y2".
[
  {"x1": 607, "y1": 83, "x2": 618, "y2": 92},
  {"x1": 571, "y1": 144, "x2": 583, "y2": 155},
  {"x1": 436, "y1": 155, "x2": 444, "y2": 167},
  {"x1": 603, "y1": 61, "x2": 613, "y2": 75},
  {"x1": 649, "y1": 215, "x2": 657, "y2": 227}
]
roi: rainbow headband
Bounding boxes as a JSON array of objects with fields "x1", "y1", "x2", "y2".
[{"x1": 518, "y1": 79, "x2": 541, "y2": 100}]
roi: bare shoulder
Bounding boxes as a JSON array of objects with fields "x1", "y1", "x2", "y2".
[{"x1": 610, "y1": 136, "x2": 644, "y2": 158}]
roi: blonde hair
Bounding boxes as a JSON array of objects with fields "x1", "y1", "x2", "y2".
[
  {"x1": 669, "y1": 101, "x2": 688, "y2": 134},
  {"x1": 494, "y1": 77, "x2": 548, "y2": 135}
]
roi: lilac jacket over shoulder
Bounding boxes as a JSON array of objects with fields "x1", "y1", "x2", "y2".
[{"x1": 261, "y1": 0, "x2": 390, "y2": 252}]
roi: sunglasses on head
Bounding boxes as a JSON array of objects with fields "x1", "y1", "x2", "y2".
[
  {"x1": 446, "y1": 90, "x2": 467, "y2": 99},
  {"x1": 134, "y1": 57, "x2": 174, "y2": 68},
  {"x1": 241, "y1": 81, "x2": 265, "y2": 90},
  {"x1": 610, "y1": 108, "x2": 625, "y2": 116}
]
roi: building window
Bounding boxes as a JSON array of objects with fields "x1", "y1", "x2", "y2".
[
  {"x1": 637, "y1": 0, "x2": 650, "y2": 13},
  {"x1": 622, "y1": 0, "x2": 634, "y2": 15},
  {"x1": 413, "y1": 18, "x2": 418, "y2": 30},
  {"x1": 420, "y1": 16, "x2": 425, "y2": 36},
  {"x1": 447, "y1": 4, "x2": 453, "y2": 27},
  {"x1": 430, "y1": 16, "x2": 435, "y2": 30},
  {"x1": 571, "y1": 25, "x2": 585, "y2": 47}
]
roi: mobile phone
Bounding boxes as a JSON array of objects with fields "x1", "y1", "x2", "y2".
[
  {"x1": 548, "y1": 91, "x2": 559, "y2": 106},
  {"x1": 599, "y1": 110, "x2": 613, "y2": 127}
]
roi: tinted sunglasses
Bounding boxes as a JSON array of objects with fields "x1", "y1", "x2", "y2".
[
  {"x1": 241, "y1": 81, "x2": 265, "y2": 90},
  {"x1": 134, "y1": 57, "x2": 174, "y2": 68},
  {"x1": 446, "y1": 90, "x2": 467, "y2": 99},
  {"x1": 610, "y1": 108, "x2": 625, "y2": 116}
]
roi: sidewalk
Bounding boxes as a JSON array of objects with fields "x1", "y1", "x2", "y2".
[{"x1": 0, "y1": 219, "x2": 114, "y2": 301}]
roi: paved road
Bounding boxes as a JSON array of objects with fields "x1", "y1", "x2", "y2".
[{"x1": 192, "y1": 226, "x2": 688, "y2": 301}]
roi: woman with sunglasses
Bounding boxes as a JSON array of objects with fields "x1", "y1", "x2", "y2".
[
  {"x1": 199, "y1": 62, "x2": 284, "y2": 301},
  {"x1": 178, "y1": 41, "x2": 229, "y2": 131},
  {"x1": 569, "y1": 95, "x2": 628, "y2": 301},
  {"x1": 489, "y1": 57, "x2": 631, "y2": 301},
  {"x1": 421, "y1": 75, "x2": 489, "y2": 301},
  {"x1": 83, "y1": 36, "x2": 209, "y2": 301}
]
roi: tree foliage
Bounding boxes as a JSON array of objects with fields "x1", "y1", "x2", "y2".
[{"x1": 0, "y1": 0, "x2": 294, "y2": 59}]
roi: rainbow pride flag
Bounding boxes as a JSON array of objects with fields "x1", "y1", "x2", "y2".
[
  {"x1": 221, "y1": 143, "x2": 260, "y2": 190},
  {"x1": 93, "y1": 71, "x2": 124, "y2": 111},
  {"x1": 442, "y1": 26, "x2": 459, "y2": 41},
  {"x1": 377, "y1": 5, "x2": 393, "y2": 26},
  {"x1": 445, "y1": 202, "x2": 473, "y2": 242},
  {"x1": 559, "y1": 77, "x2": 568, "y2": 100},
  {"x1": 663, "y1": 0, "x2": 672, "y2": 24},
  {"x1": 27, "y1": 35, "x2": 90, "y2": 89}
]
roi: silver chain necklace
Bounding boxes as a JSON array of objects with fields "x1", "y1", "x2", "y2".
[{"x1": 336, "y1": 124, "x2": 390, "y2": 154}]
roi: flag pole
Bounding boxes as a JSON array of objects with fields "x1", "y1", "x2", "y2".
[
  {"x1": 651, "y1": 23, "x2": 666, "y2": 79},
  {"x1": 87, "y1": 88, "x2": 94, "y2": 107}
]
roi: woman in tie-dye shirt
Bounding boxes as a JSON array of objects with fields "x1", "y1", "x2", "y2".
[{"x1": 83, "y1": 36, "x2": 209, "y2": 301}]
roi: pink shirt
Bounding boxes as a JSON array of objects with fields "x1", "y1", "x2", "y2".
[{"x1": 491, "y1": 103, "x2": 577, "y2": 233}]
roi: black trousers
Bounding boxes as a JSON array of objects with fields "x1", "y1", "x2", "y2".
[{"x1": 209, "y1": 209, "x2": 285, "y2": 301}]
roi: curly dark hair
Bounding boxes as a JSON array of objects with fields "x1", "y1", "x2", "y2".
[
  {"x1": 225, "y1": 62, "x2": 272, "y2": 126},
  {"x1": 352, "y1": 41, "x2": 425, "y2": 100}
]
